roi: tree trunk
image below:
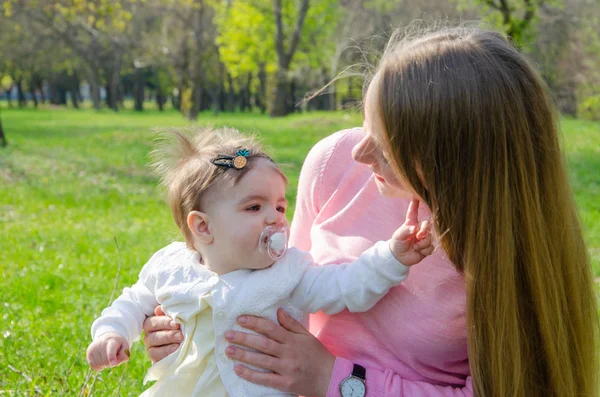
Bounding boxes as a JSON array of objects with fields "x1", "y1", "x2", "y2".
[
  {"x1": 290, "y1": 77, "x2": 297, "y2": 113},
  {"x1": 270, "y1": 0, "x2": 310, "y2": 117},
  {"x1": 105, "y1": 82, "x2": 112, "y2": 108},
  {"x1": 16, "y1": 79, "x2": 26, "y2": 108},
  {"x1": 37, "y1": 80, "x2": 46, "y2": 104},
  {"x1": 225, "y1": 72, "x2": 235, "y2": 112},
  {"x1": 244, "y1": 72, "x2": 253, "y2": 112},
  {"x1": 325, "y1": 68, "x2": 336, "y2": 111},
  {"x1": 0, "y1": 107, "x2": 7, "y2": 147},
  {"x1": 30, "y1": 85, "x2": 38, "y2": 108},
  {"x1": 49, "y1": 82, "x2": 58, "y2": 105},
  {"x1": 134, "y1": 67, "x2": 145, "y2": 111},
  {"x1": 189, "y1": 61, "x2": 205, "y2": 119},
  {"x1": 210, "y1": 84, "x2": 220, "y2": 116},
  {"x1": 71, "y1": 75, "x2": 80, "y2": 109},
  {"x1": 156, "y1": 88, "x2": 166, "y2": 111},
  {"x1": 218, "y1": 68, "x2": 226, "y2": 112},
  {"x1": 88, "y1": 67, "x2": 102, "y2": 110},
  {"x1": 173, "y1": 77, "x2": 183, "y2": 111},
  {"x1": 257, "y1": 63, "x2": 266, "y2": 114},
  {"x1": 6, "y1": 84, "x2": 13, "y2": 108},
  {"x1": 270, "y1": 69, "x2": 290, "y2": 117}
]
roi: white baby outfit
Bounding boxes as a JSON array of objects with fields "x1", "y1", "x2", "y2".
[{"x1": 91, "y1": 241, "x2": 409, "y2": 396}]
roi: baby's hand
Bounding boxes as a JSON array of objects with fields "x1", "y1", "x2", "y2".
[
  {"x1": 389, "y1": 199, "x2": 434, "y2": 266},
  {"x1": 86, "y1": 332, "x2": 130, "y2": 371}
]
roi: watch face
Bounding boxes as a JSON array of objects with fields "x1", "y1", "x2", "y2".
[{"x1": 340, "y1": 376, "x2": 366, "y2": 397}]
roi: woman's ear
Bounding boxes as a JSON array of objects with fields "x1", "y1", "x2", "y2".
[{"x1": 187, "y1": 211, "x2": 213, "y2": 244}]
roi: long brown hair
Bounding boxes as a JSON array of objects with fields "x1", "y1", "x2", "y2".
[{"x1": 370, "y1": 27, "x2": 598, "y2": 396}]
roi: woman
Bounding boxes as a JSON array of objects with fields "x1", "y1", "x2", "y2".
[{"x1": 144, "y1": 27, "x2": 598, "y2": 397}]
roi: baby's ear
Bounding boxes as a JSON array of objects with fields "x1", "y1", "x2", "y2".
[{"x1": 187, "y1": 211, "x2": 213, "y2": 244}]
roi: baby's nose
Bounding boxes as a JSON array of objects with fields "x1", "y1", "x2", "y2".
[{"x1": 266, "y1": 210, "x2": 283, "y2": 225}]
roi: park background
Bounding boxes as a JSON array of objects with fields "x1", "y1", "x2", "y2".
[{"x1": 0, "y1": 0, "x2": 599, "y2": 395}]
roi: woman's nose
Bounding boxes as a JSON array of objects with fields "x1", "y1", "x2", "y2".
[{"x1": 352, "y1": 135, "x2": 373, "y2": 164}]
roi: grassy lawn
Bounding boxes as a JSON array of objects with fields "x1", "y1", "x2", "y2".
[{"x1": 0, "y1": 106, "x2": 598, "y2": 395}]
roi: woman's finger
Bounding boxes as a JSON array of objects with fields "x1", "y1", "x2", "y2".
[
  {"x1": 147, "y1": 344, "x2": 179, "y2": 364},
  {"x1": 144, "y1": 329, "x2": 183, "y2": 348},
  {"x1": 234, "y1": 365, "x2": 288, "y2": 391},
  {"x1": 277, "y1": 309, "x2": 310, "y2": 335},
  {"x1": 143, "y1": 314, "x2": 180, "y2": 333},
  {"x1": 225, "y1": 330, "x2": 282, "y2": 356},
  {"x1": 237, "y1": 316, "x2": 289, "y2": 343},
  {"x1": 226, "y1": 345, "x2": 280, "y2": 372}
]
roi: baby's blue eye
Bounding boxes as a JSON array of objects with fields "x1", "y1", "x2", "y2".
[
  {"x1": 247, "y1": 205, "x2": 261, "y2": 211},
  {"x1": 277, "y1": 206, "x2": 286, "y2": 213}
]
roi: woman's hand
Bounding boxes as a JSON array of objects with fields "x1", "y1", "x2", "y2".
[
  {"x1": 225, "y1": 308, "x2": 335, "y2": 397},
  {"x1": 142, "y1": 306, "x2": 184, "y2": 363}
]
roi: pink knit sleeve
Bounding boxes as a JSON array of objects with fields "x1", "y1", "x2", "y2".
[{"x1": 327, "y1": 358, "x2": 473, "y2": 397}]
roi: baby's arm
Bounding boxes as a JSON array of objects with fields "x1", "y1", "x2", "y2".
[
  {"x1": 86, "y1": 278, "x2": 158, "y2": 371},
  {"x1": 291, "y1": 199, "x2": 433, "y2": 314},
  {"x1": 85, "y1": 242, "x2": 170, "y2": 371}
]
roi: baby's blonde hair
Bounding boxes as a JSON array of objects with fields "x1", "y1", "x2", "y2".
[{"x1": 151, "y1": 126, "x2": 284, "y2": 245}]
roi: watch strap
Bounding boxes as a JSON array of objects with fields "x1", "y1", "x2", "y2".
[{"x1": 352, "y1": 364, "x2": 366, "y2": 381}]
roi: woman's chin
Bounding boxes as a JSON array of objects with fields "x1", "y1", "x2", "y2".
[{"x1": 375, "y1": 180, "x2": 411, "y2": 198}]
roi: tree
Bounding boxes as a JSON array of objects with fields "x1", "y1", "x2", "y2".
[
  {"x1": 469, "y1": 0, "x2": 553, "y2": 46},
  {"x1": 6, "y1": 0, "x2": 136, "y2": 110},
  {"x1": 0, "y1": 106, "x2": 6, "y2": 147},
  {"x1": 270, "y1": 0, "x2": 310, "y2": 116},
  {"x1": 217, "y1": 1, "x2": 277, "y2": 113}
]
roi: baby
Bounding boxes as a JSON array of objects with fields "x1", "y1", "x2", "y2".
[{"x1": 86, "y1": 127, "x2": 433, "y2": 397}]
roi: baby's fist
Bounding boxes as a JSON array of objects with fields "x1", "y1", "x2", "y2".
[
  {"x1": 86, "y1": 332, "x2": 130, "y2": 371},
  {"x1": 390, "y1": 199, "x2": 434, "y2": 266}
]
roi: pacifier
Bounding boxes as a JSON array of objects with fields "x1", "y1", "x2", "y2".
[{"x1": 259, "y1": 225, "x2": 289, "y2": 261}]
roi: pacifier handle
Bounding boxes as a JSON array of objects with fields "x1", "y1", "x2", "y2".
[{"x1": 259, "y1": 225, "x2": 289, "y2": 261}]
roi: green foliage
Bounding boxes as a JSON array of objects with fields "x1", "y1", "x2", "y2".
[
  {"x1": 216, "y1": 1, "x2": 277, "y2": 78},
  {"x1": 216, "y1": 0, "x2": 341, "y2": 77},
  {"x1": 579, "y1": 95, "x2": 600, "y2": 121},
  {"x1": 293, "y1": 0, "x2": 340, "y2": 70},
  {"x1": 1, "y1": 75, "x2": 13, "y2": 90},
  {"x1": 452, "y1": 0, "x2": 559, "y2": 47}
]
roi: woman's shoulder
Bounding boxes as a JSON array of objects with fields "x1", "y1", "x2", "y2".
[
  {"x1": 302, "y1": 127, "x2": 365, "y2": 189},
  {"x1": 306, "y1": 127, "x2": 362, "y2": 166}
]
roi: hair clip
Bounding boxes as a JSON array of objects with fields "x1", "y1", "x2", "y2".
[{"x1": 211, "y1": 148, "x2": 250, "y2": 170}]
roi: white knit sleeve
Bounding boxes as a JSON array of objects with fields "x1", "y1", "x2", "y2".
[
  {"x1": 289, "y1": 241, "x2": 410, "y2": 315},
  {"x1": 90, "y1": 247, "x2": 169, "y2": 347}
]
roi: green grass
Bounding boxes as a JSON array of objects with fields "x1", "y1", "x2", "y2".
[
  {"x1": 0, "y1": 106, "x2": 598, "y2": 395},
  {"x1": 0, "y1": 106, "x2": 362, "y2": 395}
]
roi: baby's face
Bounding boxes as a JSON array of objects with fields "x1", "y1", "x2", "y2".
[{"x1": 203, "y1": 158, "x2": 289, "y2": 271}]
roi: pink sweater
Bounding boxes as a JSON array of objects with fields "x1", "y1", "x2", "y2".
[{"x1": 289, "y1": 129, "x2": 472, "y2": 397}]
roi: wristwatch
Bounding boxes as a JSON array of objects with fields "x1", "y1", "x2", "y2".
[{"x1": 340, "y1": 364, "x2": 366, "y2": 397}]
